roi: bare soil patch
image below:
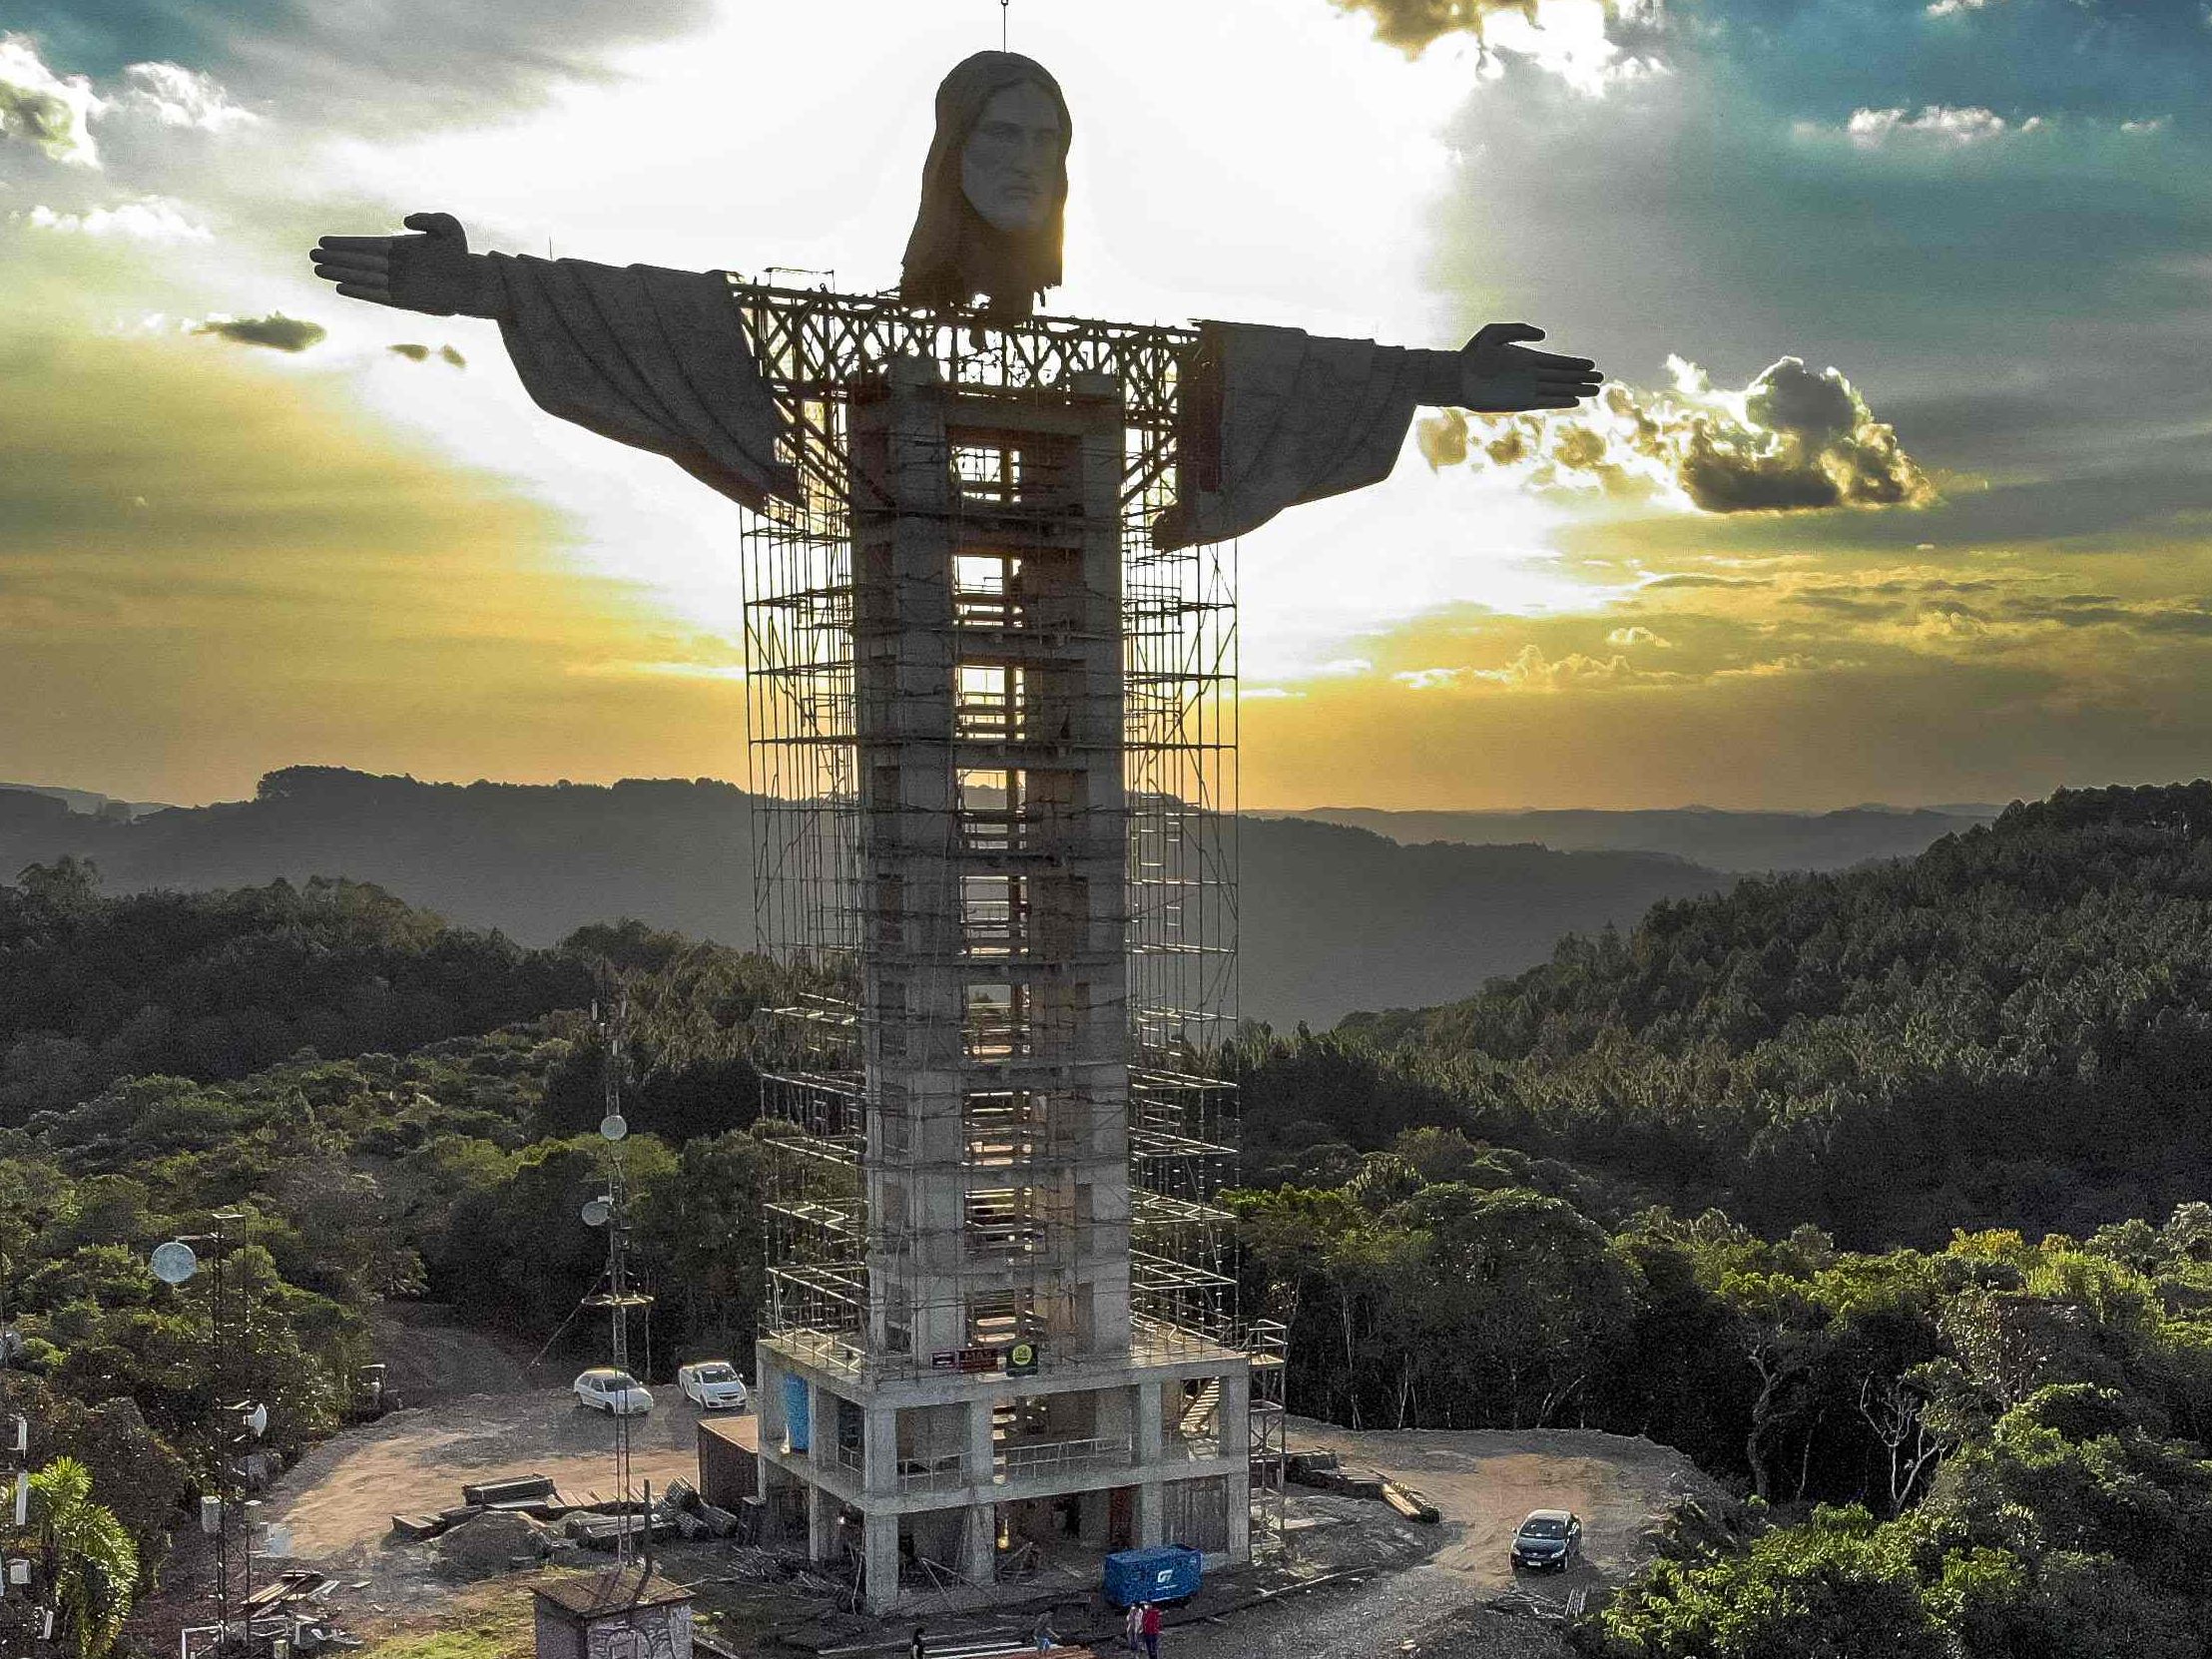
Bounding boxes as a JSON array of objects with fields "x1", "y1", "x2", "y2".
[
  {"x1": 1286, "y1": 1417, "x2": 1724, "y2": 1594},
  {"x1": 1160, "y1": 1419, "x2": 1722, "y2": 1659}
]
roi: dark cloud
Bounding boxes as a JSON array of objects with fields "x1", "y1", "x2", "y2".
[
  {"x1": 192, "y1": 312, "x2": 326, "y2": 352},
  {"x1": 1792, "y1": 592, "x2": 1903, "y2": 618},
  {"x1": 1717, "y1": 355, "x2": 1939, "y2": 515},
  {"x1": 1331, "y1": 0, "x2": 1541, "y2": 54},
  {"x1": 8, "y1": 1, "x2": 714, "y2": 131},
  {"x1": 0, "y1": 79, "x2": 74, "y2": 147},
  {"x1": 387, "y1": 341, "x2": 467, "y2": 367},
  {"x1": 1, "y1": 35, "x2": 100, "y2": 163}
]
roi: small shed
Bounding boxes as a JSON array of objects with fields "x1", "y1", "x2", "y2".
[
  {"x1": 696, "y1": 1416, "x2": 759, "y2": 1511},
  {"x1": 532, "y1": 1566, "x2": 695, "y2": 1659}
]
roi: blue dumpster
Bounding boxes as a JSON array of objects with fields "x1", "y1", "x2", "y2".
[{"x1": 1104, "y1": 1544, "x2": 1203, "y2": 1607}]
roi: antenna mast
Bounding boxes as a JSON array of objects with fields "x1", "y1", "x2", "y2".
[{"x1": 581, "y1": 994, "x2": 654, "y2": 1569}]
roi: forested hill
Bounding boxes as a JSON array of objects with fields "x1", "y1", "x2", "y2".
[
  {"x1": 0, "y1": 864, "x2": 596, "y2": 1123},
  {"x1": 0, "y1": 766, "x2": 1731, "y2": 1025},
  {"x1": 1332, "y1": 782, "x2": 2212, "y2": 1247}
]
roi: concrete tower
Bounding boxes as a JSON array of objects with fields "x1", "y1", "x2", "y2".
[{"x1": 742, "y1": 290, "x2": 1257, "y2": 1614}]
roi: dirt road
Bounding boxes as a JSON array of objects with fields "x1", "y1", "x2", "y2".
[
  {"x1": 1160, "y1": 1419, "x2": 1723, "y2": 1659},
  {"x1": 265, "y1": 1386, "x2": 753, "y2": 1560},
  {"x1": 1286, "y1": 1417, "x2": 1723, "y2": 1594}
]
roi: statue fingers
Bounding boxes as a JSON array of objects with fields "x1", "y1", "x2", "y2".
[
  {"x1": 333, "y1": 280, "x2": 395, "y2": 305},
  {"x1": 1468, "y1": 321, "x2": 1546, "y2": 350},
  {"x1": 316, "y1": 234, "x2": 399, "y2": 254},
  {"x1": 312, "y1": 250, "x2": 389, "y2": 278}
]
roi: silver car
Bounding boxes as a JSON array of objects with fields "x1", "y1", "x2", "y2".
[
  {"x1": 573, "y1": 1368, "x2": 653, "y2": 1416},
  {"x1": 676, "y1": 1361, "x2": 751, "y2": 1411}
]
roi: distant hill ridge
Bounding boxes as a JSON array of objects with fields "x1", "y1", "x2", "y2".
[
  {"x1": 0, "y1": 765, "x2": 1764, "y2": 1025},
  {"x1": 1253, "y1": 802, "x2": 2001, "y2": 871}
]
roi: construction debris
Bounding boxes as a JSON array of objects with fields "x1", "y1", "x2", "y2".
[
  {"x1": 1381, "y1": 1477, "x2": 1441, "y2": 1525},
  {"x1": 434, "y1": 1508, "x2": 555, "y2": 1578},
  {"x1": 461, "y1": 1474, "x2": 556, "y2": 1507}
]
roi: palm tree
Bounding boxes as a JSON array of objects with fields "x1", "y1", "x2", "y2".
[{"x1": 28, "y1": 1457, "x2": 138, "y2": 1659}]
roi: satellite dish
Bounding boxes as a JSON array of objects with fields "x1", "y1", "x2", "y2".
[
  {"x1": 151, "y1": 1242, "x2": 200, "y2": 1286},
  {"x1": 245, "y1": 1402, "x2": 270, "y2": 1439},
  {"x1": 599, "y1": 1113, "x2": 628, "y2": 1142},
  {"x1": 581, "y1": 1198, "x2": 613, "y2": 1228}
]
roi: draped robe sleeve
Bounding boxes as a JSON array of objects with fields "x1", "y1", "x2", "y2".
[
  {"x1": 481, "y1": 253, "x2": 801, "y2": 510},
  {"x1": 1151, "y1": 321, "x2": 1432, "y2": 551}
]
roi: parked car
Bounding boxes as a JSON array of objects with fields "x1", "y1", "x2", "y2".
[
  {"x1": 676, "y1": 1360, "x2": 751, "y2": 1411},
  {"x1": 573, "y1": 1368, "x2": 654, "y2": 1416},
  {"x1": 1510, "y1": 1509, "x2": 1582, "y2": 1572}
]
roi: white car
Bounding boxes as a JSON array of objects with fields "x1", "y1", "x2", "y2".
[
  {"x1": 573, "y1": 1368, "x2": 653, "y2": 1416},
  {"x1": 676, "y1": 1361, "x2": 751, "y2": 1411}
]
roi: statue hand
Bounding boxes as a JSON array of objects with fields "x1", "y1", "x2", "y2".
[
  {"x1": 309, "y1": 213, "x2": 486, "y2": 316},
  {"x1": 1458, "y1": 321, "x2": 1602, "y2": 413}
]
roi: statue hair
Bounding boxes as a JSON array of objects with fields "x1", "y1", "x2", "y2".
[{"x1": 899, "y1": 52, "x2": 1069, "y2": 319}]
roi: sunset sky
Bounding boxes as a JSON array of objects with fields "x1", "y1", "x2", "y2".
[{"x1": 2, "y1": 0, "x2": 2208, "y2": 811}]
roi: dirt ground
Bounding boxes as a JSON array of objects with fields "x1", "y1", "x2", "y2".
[
  {"x1": 264, "y1": 1382, "x2": 747, "y2": 1561},
  {"x1": 134, "y1": 1307, "x2": 1718, "y2": 1659},
  {"x1": 1284, "y1": 1416, "x2": 1725, "y2": 1595},
  {"x1": 1157, "y1": 1418, "x2": 1724, "y2": 1659},
  {"x1": 127, "y1": 1307, "x2": 759, "y2": 1650}
]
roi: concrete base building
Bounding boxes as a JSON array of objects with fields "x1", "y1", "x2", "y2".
[{"x1": 740, "y1": 292, "x2": 1260, "y2": 1613}]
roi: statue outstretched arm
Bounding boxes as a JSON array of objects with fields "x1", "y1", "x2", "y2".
[
  {"x1": 1155, "y1": 317, "x2": 1603, "y2": 551},
  {"x1": 306, "y1": 212, "x2": 798, "y2": 510}
]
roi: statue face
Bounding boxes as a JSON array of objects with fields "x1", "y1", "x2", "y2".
[{"x1": 960, "y1": 81, "x2": 1062, "y2": 235}]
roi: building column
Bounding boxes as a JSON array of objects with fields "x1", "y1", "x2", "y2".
[
  {"x1": 1220, "y1": 1367, "x2": 1250, "y2": 1465},
  {"x1": 1225, "y1": 1471, "x2": 1251, "y2": 1561},
  {"x1": 807, "y1": 1483, "x2": 836, "y2": 1564},
  {"x1": 1078, "y1": 1489, "x2": 1110, "y2": 1548},
  {"x1": 1134, "y1": 1382, "x2": 1162, "y2": 1466},
  {"x1": 966, "y1": 1395, "x2": 995, "y2": 1487},
  {"x1": 1133, "y1": 1378, "x2": 1165, "y2": 1545},
  {"x1": 960, "y1": 1501, "x2": 996, "y2": 1586},
  {"x1": 960, "y1": 1395, "x2": 998, "y2": 1585},
  {"x1": 1221, "y1": 1367, "x2": 1253, "y2": 1560},
  {"x1": 864, "y1": 1403, "x2": 897, "y2": 1496},
  {"x1": 755, "y1": 1350, "x2": 786, "y2": 1494},
  {"x1": 862, "y1": 1510, "x2": 900, "y2": 1614},
  {"x1": 809, "y1": 1381, "x2": 835, "y2": 1478},
  {"x1": 1135, "y1": 1479, "x2": 1163, "y2": 1548}
]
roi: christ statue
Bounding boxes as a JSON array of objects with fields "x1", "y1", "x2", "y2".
[
  {"x1": 310, "y1": 56, "x2": 1601, "y2": 1593},
  {"x1": 307, "y1": 51, "x2": 1601, "y2": 546}
]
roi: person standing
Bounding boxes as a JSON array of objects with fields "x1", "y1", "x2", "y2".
[
  {"x1": 1123, "y1": 1601, "x2": 1144, "y2": 1653},
  {"x1": 1140, "y1": 1600, "x2": 1163, "y2": 1659},
  {"x1": 910, "y1": 1627, "x2": 927, "y2": 1659}
]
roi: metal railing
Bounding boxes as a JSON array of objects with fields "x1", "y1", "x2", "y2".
[{"x1": 994, "y1": 1434, "x2": 1134, "y2": 1481}]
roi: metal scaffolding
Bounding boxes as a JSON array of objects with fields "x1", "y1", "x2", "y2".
[{"x1": 738, "y1": 282, "x2": 1238, "y2": 1383}]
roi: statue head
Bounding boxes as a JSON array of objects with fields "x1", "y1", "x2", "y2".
[{"x1": 899, "y1": 52, "x2": 1070, "y2": 318}]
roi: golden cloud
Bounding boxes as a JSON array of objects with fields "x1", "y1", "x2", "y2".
[{"x1": 1419, "y1": 354, "x2": 1936, "y2": 515}]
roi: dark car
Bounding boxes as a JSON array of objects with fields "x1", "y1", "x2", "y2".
[{"x1": 1510, "y1": 1508, "x2": 1582, "y2": 1572}]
